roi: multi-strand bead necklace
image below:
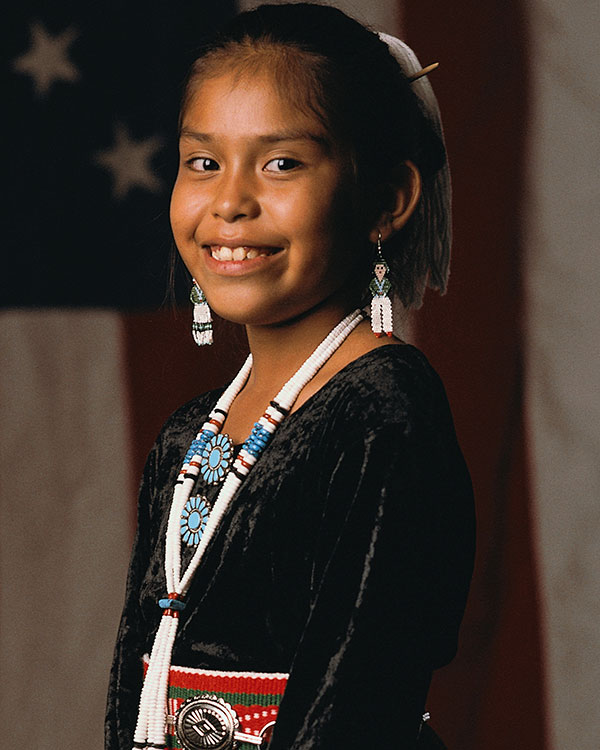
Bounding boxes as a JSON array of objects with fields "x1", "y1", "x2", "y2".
[{"x1": 133, "y1": 308, "x2": 365, "y2": 749}]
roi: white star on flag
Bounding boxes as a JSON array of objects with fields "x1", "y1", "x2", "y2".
[
  {"x1": 95, "y1": 123, "x2": 164, "y2": 201},
  {"x1": 13, "y1": 22, "x2": 80, "y2": 97}
]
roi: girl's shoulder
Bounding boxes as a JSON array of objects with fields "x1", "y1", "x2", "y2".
[
  {"x1": 291, "y1": 343, "x2": 453, "y2": 439},
  {"x1": 334, "y1": 342, "x2": 439, "y2": 390}
]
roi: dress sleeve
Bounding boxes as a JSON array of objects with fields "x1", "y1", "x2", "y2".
[
  {"x1": 104, "y1": 439, "x2": 161, "y2": 750},
  {"x1": 269, "y1": 417, "x2": 475, "y2": 750}
]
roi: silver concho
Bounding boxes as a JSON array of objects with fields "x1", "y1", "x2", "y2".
[{"x1": 175, "y1": 694, "x2": 240, "y2": 750}]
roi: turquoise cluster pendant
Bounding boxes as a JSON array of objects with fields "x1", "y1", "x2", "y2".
[
  {"x1": 200, "y1": 433, "x2": 234, "y2": 485},
  {"x1": 180, "y1": 496, "x2": 211, "y2": 547}
]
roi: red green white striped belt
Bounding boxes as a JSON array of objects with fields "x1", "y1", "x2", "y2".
[{"x1": 143, "y1": 657, "x2": 289, "y2": 750}]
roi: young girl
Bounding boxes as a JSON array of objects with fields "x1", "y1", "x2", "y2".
[{"x1": 106, "y1": 4, "x2": 475, "y2": 749}]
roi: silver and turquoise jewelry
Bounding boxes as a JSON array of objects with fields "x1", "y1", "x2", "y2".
[
  {"x1": 369, "y1": 233, "x2": 393, "y2": 338},
  {"x1": 191, "y1": 279, "x2": 213, "y2": 346},
  {"x1": 180, "y1": 496, "x2": 211, "y2": 547},
  {"x1": 199, "y1": 432, "x2": 234, "y2": 485},
  {"x1": 133, "y1": 308, "x2": 365, "y2": 750}
]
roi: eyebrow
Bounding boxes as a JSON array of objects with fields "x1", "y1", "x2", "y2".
[{"x1": 179, "y1": 128, "x2": 330, "y2": 149}]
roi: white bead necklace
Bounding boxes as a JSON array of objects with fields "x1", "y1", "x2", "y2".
[{"x1": 133, "y1": 308, "x2": 365, "y2": 749}]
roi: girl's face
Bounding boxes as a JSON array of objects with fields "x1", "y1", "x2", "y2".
[{"x1": 171, "y1": 68, "x2": 369, "y2": 327}]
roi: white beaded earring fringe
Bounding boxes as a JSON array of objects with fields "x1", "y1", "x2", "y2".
[
  {"x1": 191, "y1": 279, "x2": 213, "y2": 346},
  {"x1": 133, "y1": 309, "x2": 365, "y2": 749}
]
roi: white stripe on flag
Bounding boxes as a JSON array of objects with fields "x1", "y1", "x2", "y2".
[{"x1": 0, "y1": 310, "x2": 131, "y2": 749}]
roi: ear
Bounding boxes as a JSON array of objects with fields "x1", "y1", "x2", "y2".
[{"x1": 368, "y1": 161, "x2": 422, "y2": 243}]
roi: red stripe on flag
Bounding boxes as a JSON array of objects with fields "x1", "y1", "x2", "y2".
[{"x1": 402, "y1": 0, "x2": 548, "y2": 747}]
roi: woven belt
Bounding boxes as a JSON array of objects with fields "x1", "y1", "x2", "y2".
[{"x1": 143, "y1": 656, "x2": 289, "y2": 750}]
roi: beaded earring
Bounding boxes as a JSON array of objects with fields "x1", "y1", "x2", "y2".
[
  {"x1": 190, "y1": 279, "x2": 213, "y2": 346},
  {"x1": 369, "y1": 233, "x2": 393, "y2": 338}
]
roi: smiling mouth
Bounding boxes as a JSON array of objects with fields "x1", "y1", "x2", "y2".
[{"x1": 206, "y1": 245, "x2": 282, "y2": 261}]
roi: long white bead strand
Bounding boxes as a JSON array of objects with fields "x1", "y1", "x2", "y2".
[{"x1": 132, "y1": 613, "x2": 176, "y2": 747}]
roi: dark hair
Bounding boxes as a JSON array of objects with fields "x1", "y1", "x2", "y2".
[{"x1": 177, "y1": 2, "x2": 451, "y2": 308}]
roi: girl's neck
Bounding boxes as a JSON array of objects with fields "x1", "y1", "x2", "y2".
[{"x1": 244, "y1": 302, "x2": 355, "y2": 392}]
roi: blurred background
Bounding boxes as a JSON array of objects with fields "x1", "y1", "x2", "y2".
[{"x1": 2, "y1": 1, "x2": 598, "y2": 748}]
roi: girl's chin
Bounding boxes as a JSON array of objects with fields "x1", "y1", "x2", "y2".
[
  {"x1": 209, "y1": 294, "x2": 355, "y2": 331},
  {"x1": 209, "y1": 305, "x2": 288, "y2": 328},
  {"x1": 208, "y1": 293, "x2": 310, "y2": 328},
  {"x1": 206, "y1": 292, "x2": 275, "y2": 326}
]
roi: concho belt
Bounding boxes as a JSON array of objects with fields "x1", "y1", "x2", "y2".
[
  {"x1": 146, "y1": 657, "x2": 433, "y2": 749},
  {"x1": 141, "y1": 657, "x2": 289, "y2": 750},
  {"x1": 171, "y1": 693, "x2": 275, "y2": 749}
]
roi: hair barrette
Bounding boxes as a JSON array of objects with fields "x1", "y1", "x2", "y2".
[{"x1": 408, "y1": 62, "x2": 439, "y2": 82}]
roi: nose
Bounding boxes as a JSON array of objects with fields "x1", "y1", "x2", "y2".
[{"x1": 212, "y1": 167, "x2": 260, "y2": 223}]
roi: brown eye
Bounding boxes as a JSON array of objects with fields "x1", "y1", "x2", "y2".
[
  {"x1": 188, "y1": 157, "x2": 220, "y2": 171},
  {"x1": 264, "y1": 157, "x2": 301, "y2": 173}
]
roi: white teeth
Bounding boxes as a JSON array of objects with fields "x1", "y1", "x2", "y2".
[{"x1": 211, "y1": 244, "x2": 278, "y2": 260}]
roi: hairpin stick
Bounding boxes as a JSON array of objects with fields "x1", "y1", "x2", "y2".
[{"x1": 408, "y1": 62, "x2": 439, "y2": 82}]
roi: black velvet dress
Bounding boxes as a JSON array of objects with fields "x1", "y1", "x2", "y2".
[{"x1": 105, "y1": 345, "x2": 475, "y2": 750}]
